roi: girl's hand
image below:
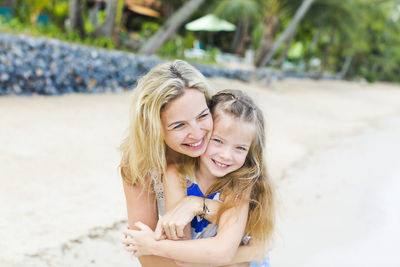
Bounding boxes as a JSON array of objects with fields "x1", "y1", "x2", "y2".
[
  {"x1": 154, "y1": 196, "x2": 202, "y2": 240},
  {"x1": 122, "y1": 222, "x2": 158, "y2": 257}
]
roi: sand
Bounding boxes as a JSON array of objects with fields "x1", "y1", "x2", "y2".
[{"x1": 1, "y1": 78, "x2": 400, "y2": 267}]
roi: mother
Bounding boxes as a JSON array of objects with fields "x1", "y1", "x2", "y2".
[{"x1": 120, "y1": 60, "x2": 263, "y2": 266}]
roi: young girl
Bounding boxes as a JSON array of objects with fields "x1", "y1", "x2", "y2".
[{"x1": 123, "y1": 89, "x2": 275, "y2": 266}]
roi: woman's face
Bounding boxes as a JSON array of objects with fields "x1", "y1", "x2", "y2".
[{"x1": 161, "y1": 88, "x2": 213, "y2": 158}]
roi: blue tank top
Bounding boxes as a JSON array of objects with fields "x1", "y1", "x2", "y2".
[{"x1": 186, "y1": 177, "x2": 221, "y2": 239}]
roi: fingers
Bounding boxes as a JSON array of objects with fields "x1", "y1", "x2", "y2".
[
  {"x1": 125, "y1": 244, "x2": 136, "y2": 252},
  {"x1": 123, "y1": 228, "x2": 134, "y2": 237},
  {"x1": 121, "y1": 236, "x2": 132, "y2": 246},
  {"x1": 168, "y1": 223, "x2": 178, "y2": 240},
  {"x1": 134, "y1": 221, "x2": 149, "y2": 231},
  {"x1": 154, "y1": 222, "x2": 163, "y2": 240},
  {"x1": 162, "y1": 221, "x2": 172, "y2": 240},
  {"x1": 176, "y1": 224, "x2": 186, "y2": 239},
  {"x1": 162, "y1": 221, "x2": 179, "y2": 240},
  {"x1": 160, "y1": 220, "x2": 187, "y2": 240}
]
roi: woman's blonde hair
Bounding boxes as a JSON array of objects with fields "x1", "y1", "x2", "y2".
[
  {"x1": 120, "y1": 60, "x2": 212, "y2": 190},
  {"x1": 181, "y1": 89, "x2": 275, "y2": 247}
]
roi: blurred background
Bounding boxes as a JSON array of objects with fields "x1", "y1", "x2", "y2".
[
  {"x1": 1, "y1": 1, "x2": 400, "y2": 267},
  {"x1": 1, "y1": 0, "x2": 400, "y2": 82}
]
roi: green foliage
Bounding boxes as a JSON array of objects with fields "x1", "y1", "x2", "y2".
[
  {"x1": 25, "y1": 0, "x2": 51, "y2": 25},
  {"x1": 0, "y1": 17, "x2": 116, "y2": 50},
  {"x1": 2, "y1": 0, "x2": 400, "y2": 82},
  {"x1": 139, "y1": 22, "x2": 160, "y2": 39},
  {"x1": 214, "y1": 0, "x2": 260, "y2": 24},
  {"x1": 157, "y1": 35, "x2": 185, "y2": 58},
  {"x1": 47, "y1": 1, "x2": 69, "y2": 27},
  {"x1": 251, "y1": 22, "x2": 264, "y2": 50}
]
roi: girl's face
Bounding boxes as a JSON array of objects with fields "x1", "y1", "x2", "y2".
[
  {"x1": 161, "y1": 88, "x2": 213, "y2": 158},
  {"x1": 200, "y1": 112, "x2": 255, "y2": 178}
]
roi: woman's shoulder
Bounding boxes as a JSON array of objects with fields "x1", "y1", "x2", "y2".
[
  {"x1": 165, "y1": 164, "x2": 179, "y2": 174},
  {"x1": 164, "y1": 164, "x2": 181, "y2": 182}
]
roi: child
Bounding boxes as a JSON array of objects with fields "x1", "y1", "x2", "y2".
[{"x1": 123, "y1": 89, "x2": 275, "y2": 266}]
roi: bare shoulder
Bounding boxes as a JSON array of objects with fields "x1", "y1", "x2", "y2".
[{"x1": 165, "y1": 164, "x2": 180, "y2": 180}]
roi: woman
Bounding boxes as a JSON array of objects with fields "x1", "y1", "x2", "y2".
[
  {"x1": 120, "y1": 60, "x2": 265, "y2": 266},
  {"x1": 123, "y1": 90, "x2": 275, "y2": 267}
]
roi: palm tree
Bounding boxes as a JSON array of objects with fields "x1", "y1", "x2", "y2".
[
  {"x1": 68, "y1": 0, "x2": 86, "y2": 38},
  {"x1": 302, "y1": 0, "x2": 365, "y2": 76},
  {"x1": 25, "y1": 0, "x2": 50, "y2": 25},
  {"x1": 253, "y1": 0, "x2": 283, "y2": 67},
  {"x1": 139, "y1": 0, "x2": 206, "y2": 55},
  {"x1": 256, "y1": 0, "x2": 315, "y2": 68},
  {"x1": 214, "y1": 0, "x2": 261, "y2": 54},
  {"x1": 92, "y1": 0, "x2": 124, "y2": 38}
]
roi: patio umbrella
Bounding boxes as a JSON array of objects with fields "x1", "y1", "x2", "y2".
[{"x1": 185, "y1": 14, "x2": 236, "y2": 32}]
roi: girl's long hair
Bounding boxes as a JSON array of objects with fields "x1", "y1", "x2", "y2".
[
  {"x1": 119, "y1": 60, "x2": 212, "y2": 191},
  {"x1": 182, "y1": 89, "x2": 275, "y2": 247}
]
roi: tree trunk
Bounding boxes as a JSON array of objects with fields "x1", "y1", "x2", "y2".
[
  {"x1": 275, "y1": 30, "x2": 296, "y2": 67},
  {"x1": 318, "y1": 27, "x2": 335, "y2": 78},
  {"x1": 256, "y1": 0, "x2": 315, "y2": 68},
  {"x1": 310, "y1": 21, "x2": 322, "y2": 52},
  {"x1": 93, "y1": 0, "x2": 118, "y2": 37},
  {"x1": 235, "y1": 18, "x2": 250, "y2": 56},
  {"x1": 337, "y1": 55, "x2": 353, "y2": 79},
  {"x1": 254, "y1": 15, "x2": 279, "y2": 67},
  {"x1": 89, "y1": 1, "x2": 101, "y2": 27},
  {"x1": 68, "y1": 0, "x2": 86, "y2": 38},
  {"x1": 139, "y1": 0, "x2": 205, "y2": 56},
  {"x1": 231, "y1": 20, "x2": 243, "y2": 52},
  {"x1": 162, "y1": 0, "x2": 176, "y2": 18}
]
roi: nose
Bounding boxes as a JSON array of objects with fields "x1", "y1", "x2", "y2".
[
  {"x1": 219, "y1": 147, "x2": 232, "y2": 161},
  {"x1": 188, "y1": 122, "x2": 203, "y2": 140}
]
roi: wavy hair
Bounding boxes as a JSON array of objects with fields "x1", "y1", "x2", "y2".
[
  {"x1": 120, "y1": 60, "x2": 212, "y2": 191},
  {"x1": 181, "y1": 89, "x2": 275, "y2": 247}
]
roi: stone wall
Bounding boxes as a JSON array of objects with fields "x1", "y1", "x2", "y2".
[{"x1": 0, "y1": 33, "x2": 257, "y2": 95}]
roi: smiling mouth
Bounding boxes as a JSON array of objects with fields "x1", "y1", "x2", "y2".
[
  {"x1": 183, "y1": 137, "x2": 204, "y2": 150},
  {"x1": 212, "y1": 159, "x2": 231, "y2": 169}
]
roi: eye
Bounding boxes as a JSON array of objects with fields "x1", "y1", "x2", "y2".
[
  {"x1": 172, "y1": 123, "x2": 184, "y2": 129},
  {"x1": 236, "y1": 146, "x2": 247, "y2": 151},
  {"x1": 213, "y1": 138, "x2": 222, "y2": 144},
  {"x1": 198, "y1": 112, "x2": 209, "y2": 119}
]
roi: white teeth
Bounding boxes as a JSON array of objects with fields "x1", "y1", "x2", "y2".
[
  {"x1": 188, "y1": 139, "x2": 202, "y2": 147},
  {"x1": 214, "y1": 160, "x2": 228, "y2": 168}
]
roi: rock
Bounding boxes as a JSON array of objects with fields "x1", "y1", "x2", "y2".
[{"x1": 0, "y1": 32, "x2": 280, "y2": 96}]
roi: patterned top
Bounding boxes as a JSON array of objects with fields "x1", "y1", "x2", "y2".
[{"x1": 152, "y1": 172, "x2": 165, "y2": 217}]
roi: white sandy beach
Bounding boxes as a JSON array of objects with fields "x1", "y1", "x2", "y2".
[{"x1": 1, "y1": 78, "x2": 400, "y2": 267}]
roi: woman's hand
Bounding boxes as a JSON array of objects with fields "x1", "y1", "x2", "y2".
[
  {"x1": 154, "y1": 196, "x2": 202, "y2": 240},
  {"x1": 122, "y1": 222, "x2": 158, "y2": 257}
]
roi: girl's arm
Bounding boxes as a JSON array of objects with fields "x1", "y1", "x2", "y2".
[
  {"x1": 155, "y1": 195, "x2": 222, "y2": 239},
  {"x1": 124, "y1": 198, "x2": 250, "y2": 266},
  {"x1": 127, "y1": 166, "x2": 264, "y2": 265},
  {"x1": 154, "y1": 165, "x2": 223, "y2": 240},
  {"x1": 123, "y1": 180, "x2": 178, "y2": 267}
]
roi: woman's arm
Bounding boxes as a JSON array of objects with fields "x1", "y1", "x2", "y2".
[
  {"x1": 231, "y1": 241, "x2": 267, "y2": 264},
  {"x1": 124, "y1": 198, "x2": 249, "y2": 266},
  {"x1": 170, "y1": 241, "x2": 267, "y2": 267},
  {"x1": 161, "y1": 165, "x2": 192, "y2": 239},
  {"x1": 123, "y1": 180, "x2": 178, "y2": 267}
]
